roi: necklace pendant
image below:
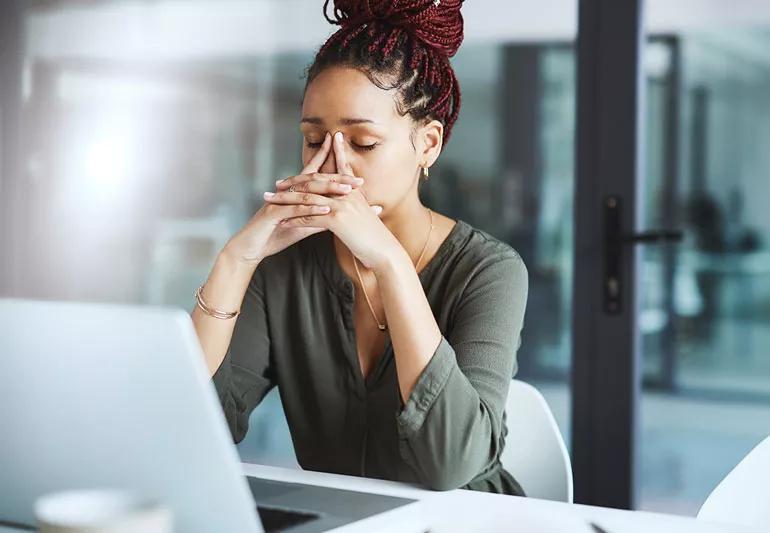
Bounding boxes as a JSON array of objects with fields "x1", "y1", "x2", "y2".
[{"x1": 378, "y1": 324, "x2": 388, "y2": 332}]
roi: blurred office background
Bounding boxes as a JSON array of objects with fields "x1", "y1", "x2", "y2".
[{"x1": 2, "y1": 0, "x2": 770, "y2": 516}]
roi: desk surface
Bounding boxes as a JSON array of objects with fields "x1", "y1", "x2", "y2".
[
  {"x1": 242, "y1": 463, "x2": 763, "y2": 533},
  {"x1": 2, "y1": 463, "x2": 761, "y2": 533}
]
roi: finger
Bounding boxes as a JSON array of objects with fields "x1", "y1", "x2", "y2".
[
  {"x1": 263, "y1": 190, "x2": 333, "y2": 206},
  {"x1": 333, "y1": 131, "x2": 355, "y2": 176},
  {"x1": 299, "y1": 132, "x2": 332, "y2": 175},
  {"x1": 276, "y1": 173, "x2": 364, "y2": 191},
  {"x1": 279, "y1": 213, "x2": 330, "y2": 229},
  {"x1": 356, "y1": 186, "x2": 371, "y2": 204},
  {"x1": 277, "y1": 204, "x2": 383, "y2": 229},
  {"x1": 266, "y1": 204, "x2": 332, "y2": 224},
  {"x1": 284, "y1": 180, "x2": 353, "y2": 195}
]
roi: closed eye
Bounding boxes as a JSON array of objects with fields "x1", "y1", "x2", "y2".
[
  {"x1": 305, "y1": 140, "x2": 378, "y2": 152},
  {"x1": 352, "y1": 142, "x2": 378, "y2": 152}
]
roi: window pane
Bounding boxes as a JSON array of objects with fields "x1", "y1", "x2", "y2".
[{"x1": 639, "y1": 17, "x2": 770, "y2": 514}]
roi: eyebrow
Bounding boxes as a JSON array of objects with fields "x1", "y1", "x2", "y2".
[{"x1": 300, "y1": 117, "x2": 380, "y2": 126}]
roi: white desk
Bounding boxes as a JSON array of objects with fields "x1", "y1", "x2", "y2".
[
  {"x1": 2, "y1": 464, "x2": 761, "y2": 532},
  {"x1": 242, "y1": 463, "x2": 764, "y2": 533}
]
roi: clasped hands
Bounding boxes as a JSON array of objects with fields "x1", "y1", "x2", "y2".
[{"x1": 264, "y1": 131, "x2": 399, "y2": 270}]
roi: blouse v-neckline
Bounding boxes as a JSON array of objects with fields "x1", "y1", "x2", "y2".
[{"x1": 312, "y1": 220, "x2": 466, "y2": 387}]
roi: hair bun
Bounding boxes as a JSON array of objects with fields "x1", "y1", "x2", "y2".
[{"x1": 323, "y1": 0, "x2": 465, "y2": 58}]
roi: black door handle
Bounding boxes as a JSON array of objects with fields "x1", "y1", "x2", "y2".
[
  {"x1": 604, "y1": 196, "x2": 683, "y2": 314},
  {"x1": 623, "y1": 230, "x2": 684, "y2": 244}
]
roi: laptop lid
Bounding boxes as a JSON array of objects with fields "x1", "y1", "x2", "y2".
[{"x1": 0, "y1": 298, "x2": 262, "y2": 533}]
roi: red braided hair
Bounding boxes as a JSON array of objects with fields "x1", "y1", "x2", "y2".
[{"x1": 305, "y1": 0, "x2": 465, "y2": 145}]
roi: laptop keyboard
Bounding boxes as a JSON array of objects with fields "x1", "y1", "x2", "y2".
[
  {"x1": 246, "y1": 475, "x2": 415, "y2": 531},
  {"x1": 256, "y1": 504, "x2": 321, "y2": 532}
]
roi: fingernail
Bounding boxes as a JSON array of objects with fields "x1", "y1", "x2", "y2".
[
  {"x1": 275, "y1": 179, "x2": 284, "y2": 186},
  {"x1": 354, "y1": 177, "x2": 365, "y2": 184},
  {"x1": 263, "y1": 192, "x2": 275, "y2": 199},
  {"x1": 339, "y1": 184, "x2": 352, "y2": 192},
  {"x1": 335, "y1": 131, "x2": 343, "y2": 143},
  {"x1": 374, "y1": 206, "x2": 383, "y2": 214}
]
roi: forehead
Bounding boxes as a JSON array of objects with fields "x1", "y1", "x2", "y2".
[{"x1": 301, "y1": 66, "x2": 400, "y2": 124}]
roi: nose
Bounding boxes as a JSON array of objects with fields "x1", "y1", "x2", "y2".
[{"x1": 319, "y1": 143, "x2": 337, "y2": 174}]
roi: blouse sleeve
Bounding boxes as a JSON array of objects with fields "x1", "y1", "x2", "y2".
[
  {"x1": 395, "y1": 250, "x2": 528, "y2": 490},
  {"x1": 211, "y1": 267, "x2": 275, "y2": 443}
]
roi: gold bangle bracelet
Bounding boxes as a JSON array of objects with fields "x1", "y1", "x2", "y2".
[{"x1": 194, "y1": 285, "x2": 240, "y2": 320}]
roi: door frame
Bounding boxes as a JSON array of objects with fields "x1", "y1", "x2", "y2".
[
  {"x1": 0, "y1": 1, "x2": 24, "y2": 297},
  {"x1": 571, "y1": 0, "x2": 646, "y2": 509}
]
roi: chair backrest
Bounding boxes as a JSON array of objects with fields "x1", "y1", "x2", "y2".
[
  {"x1": 499, "y1": 379, "x2": 573, "y2": 503},
  {"x1": 697, "y1": 436, "x2": 770, "y2": 527}
]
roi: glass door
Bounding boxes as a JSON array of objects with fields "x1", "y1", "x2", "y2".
[
  {"x1": 570, "y1": 0, "x2": 770, "y2": 511},
  {"x1": 638, "y1": 12, "x2": 770, "y2": 514}
]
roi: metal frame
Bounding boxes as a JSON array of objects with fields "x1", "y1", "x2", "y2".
[
  {"x1": 571, "y1": 0, "x2": 646, "y2": 509},
  {"x1": 0, "y1": 1, "x2": 23, "y2": 297},
  {"x1": 648, "y1": 36, "x2": 682, "y2": 392}
]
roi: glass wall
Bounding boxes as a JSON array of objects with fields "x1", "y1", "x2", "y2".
[
  {"x1": 16, "y1": 1, "x2": 577, "y2": 469},
  {"x1": 502, "y1": 27, "x2": 770, "y2": 514},
  {"x1": 638, "y1": 27, "x2": 770, "y2": 514}
]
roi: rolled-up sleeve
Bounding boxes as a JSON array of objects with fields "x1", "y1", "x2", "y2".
[
  {"x1": 211, "y1": 268, "x2": 274, "y2": 443},
  {"x1": 396, "y1": 251, "x2": 528, "y2": 490}
]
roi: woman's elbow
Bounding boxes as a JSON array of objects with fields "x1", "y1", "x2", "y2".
[
  {"x1": 419, "y1": 465, "x2": 477, "y2": 491},
  {"x1": 424, "y1": 477, "x2": 462, "y2": 492}
]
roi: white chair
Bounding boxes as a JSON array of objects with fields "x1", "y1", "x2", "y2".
[
  {"x1": 499, "y1": 379, "x2": 573, "y2": 503},
  {"x1": 697, "y1": 436, "x2": 770, "y2": 527}
]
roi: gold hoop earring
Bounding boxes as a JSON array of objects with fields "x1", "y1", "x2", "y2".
[{"x1": 422, "y1": 166, "x2": 430, "y2": 181}]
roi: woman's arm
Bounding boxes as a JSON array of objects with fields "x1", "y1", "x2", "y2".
[
  {"x1": 192, "y1": 247, "x2": 259, "y2": 377},
  {"x1": 193, "y1": 135, "x2": 353, "y2": 441},
  {"x1": 379, "y1": 251, "x2": 528, "y2": 490},
  {"x1": 374, "y1": 246, "x2": 443, "y2": 403},
  {"x1": 192, "y1": 247, "x2": 275, "y2": 443}
]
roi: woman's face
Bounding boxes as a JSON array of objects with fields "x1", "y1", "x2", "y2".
[{"x1": 300, "y1": 66, "x2": 441, "y2": 211}]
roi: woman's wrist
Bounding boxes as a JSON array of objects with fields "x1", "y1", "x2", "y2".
[
  {"x1": 198, "y1": 247, "x2": 259, "y2": 312},
  {"x1": 220, "y1": 243, "x2": 263, "y2": 273},
  {"x1": 372, "y1": 241, "x2": 413, "y2": 279}
]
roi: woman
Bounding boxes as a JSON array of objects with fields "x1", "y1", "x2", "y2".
[{"x1": 193, "y1": 0, "x2": 528, "y2": 495}]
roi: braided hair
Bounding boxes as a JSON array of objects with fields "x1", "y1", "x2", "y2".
[{"x1": 305, "y1": 0, "x2": 465, "y2": 145}]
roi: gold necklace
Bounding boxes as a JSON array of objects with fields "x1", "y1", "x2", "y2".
[{"x1": 352, "y1": 208, "x2": 434, "y2": 332}]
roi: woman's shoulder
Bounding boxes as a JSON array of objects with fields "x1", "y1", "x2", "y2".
[
  {"x1": 449, "y1": 219, "x2": 526, "y2": 275},
  {"x1": 434, "y1": 219, "x2": 528, "y2": 317}
]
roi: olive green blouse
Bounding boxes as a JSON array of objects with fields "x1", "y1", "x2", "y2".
[{"x1": 211, "y1": 219, "x2": 529, "y2": 495}]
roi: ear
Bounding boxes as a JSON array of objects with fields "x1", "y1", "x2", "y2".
[{"x1": 416, "y1": 119, "x2": 444, "y2": 168}]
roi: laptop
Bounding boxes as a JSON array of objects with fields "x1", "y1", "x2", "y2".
[{"x1": 0, "y1": 298, "x2": 414, "y2": 532}]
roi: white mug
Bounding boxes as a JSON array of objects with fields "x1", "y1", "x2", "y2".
[{"x1": 35, "y1": 490, "x2": 173, "y2": 533}]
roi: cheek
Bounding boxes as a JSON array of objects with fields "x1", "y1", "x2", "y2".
[
  {"x1": 384, "y1": 138, "x2": 417, "y2": 164},
  {"x1": 353, "y1": 151, "x2": 391, "y2": 181},
  {"x1": 375, "y1": 145, "x2": 417, "y2": 177},
  {"x1": 354, "y1": 147, "x2": 416, "y2": 192}
]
